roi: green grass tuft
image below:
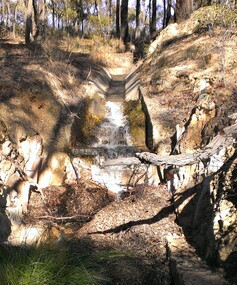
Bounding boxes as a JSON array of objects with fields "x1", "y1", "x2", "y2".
[{"x1": 0, "y1": 243, "x2": 110, "y2": 285}]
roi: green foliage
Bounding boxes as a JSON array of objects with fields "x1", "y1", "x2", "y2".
[
  {"x1": 88, "y1": 15, "x2": 113, "y2": 41},
  {"x1": 0, "y1": 243, "x2": 109, "y2": 285},
  {"x1": 0, "y1": 242, "x2": 136, "y2": 285}
]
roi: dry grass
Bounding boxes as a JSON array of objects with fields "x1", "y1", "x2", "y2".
[{"x1": 40, "y1": 34, "x2": 132, "y2": 69}]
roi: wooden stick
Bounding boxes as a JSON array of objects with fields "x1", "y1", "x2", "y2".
[{"x1": 37, "y1": 215, "x2": 90, "y2": 221}]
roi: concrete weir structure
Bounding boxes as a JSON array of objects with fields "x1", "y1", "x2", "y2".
[
  {"x1": 76, "y1": 66, "x2": 237, "y2": 285},
  {"x1": 72, "y1": 67, "x2": 160, "y2": 195}
]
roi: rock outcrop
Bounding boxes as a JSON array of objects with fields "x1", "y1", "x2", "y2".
[
  {"x1": 138, "y1": 6, "x2": 237, "y2": 284},
  {"x1": 0, "y1": 43, "x2": 107, "y2": 244}
]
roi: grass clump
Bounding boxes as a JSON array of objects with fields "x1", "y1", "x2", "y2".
[{"x1": 0, "y1": 243, "x2": 109, "y2": 285}]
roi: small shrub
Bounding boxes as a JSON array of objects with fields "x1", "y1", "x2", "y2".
[{"x1": 195, "y1": 5, "x2": 237, "y2": 32}]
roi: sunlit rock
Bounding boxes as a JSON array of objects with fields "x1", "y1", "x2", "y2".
[
  {"x1": 38, "y1": 152, "x2": 70, "y2": 187},
  {"x1": 8, "y1": 224, "x2": 48, "y2": 246},
  {"x1": 20, "y1": 134, "x2": 43, "y2": 182},
  {"x1": 1, "y1": 140, "x2": 12, "y2": 156}
]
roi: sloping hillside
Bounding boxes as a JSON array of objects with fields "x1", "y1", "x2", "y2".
[
  {"x1": 136, "y1": 6, "x2": 237, "y2": 284},
  {"x1": 140, "y1": 7, "x2": 237, "y2": 154},
  {"x1": 0, "y1": 6, "x2": 237, "y2": 285}
]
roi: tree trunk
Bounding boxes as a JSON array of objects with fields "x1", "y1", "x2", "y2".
[
  {"x1": 134, "y1": 0, "x2": 143, "y2": 60},
  {"x1": 120, "y1": 0, "x2": 129, "y2": 44},
  {"x1": 94, "y1": 0, "x2": 98, "y2": 16},
  {"x1": 78, "y1": 0, "x2": 84, "y2": 36},
  {"x1": 150, "y1": 0, "x2": 156, "y2": 40},
  {"x1": 39, "y1": 0, "x2": 46, "y2": 38},
  {"x1": 176, "y1": 0, "x2": 193, "y2": 23},
  {"x1": 57, "y1": 14, "x2": 60, "y2": 29},
  {"x1": 141, "y1": 0, "x2": 146, "y2": 29},
  {"x1": 34, "y1": 0, "x2": 46, "y2": 40},
  {"x1": 13, "y1": 2, "x2": 18, "y2": 39},
  {"x1": 148, "y1": 0, "x2": 151, "y2": 29},
  {"x1": 65, "y1": 0, "x2": 69, "y2": 31},
  {"x1": 81, "y1": 19, "x2": 84, "y2": 36},
  {"x1": 162, "y1": 0, "x2": 166, "y2": 28},
  {"x1": 165, "y1": 0, "x2": 172, "y2": 27},
  {"x1": 51, "y1": 0, "x2": 55, "y2": 29},
  {"x1": 6, "y1": 1, "x2": 11, "y2": 29},
  {"x1": 116, "y1": 0, "x2": 120, "y2": 37},
  {"x1": 135, "y1": 0, "x2": 141, "y2": 41},
  {"x1": 1, "y1": 0, "x2": 6, "y2": 25},
  {"x1": 25, "y1": 0, "x2": 33, "y2": 44},
  {"x1": 135, "y1": 130, "x2": 235, "y2": 167},
  {"x1": 107, "y1": 0, "x2": 112, "y2": 18},
  {"x1": 32, "y1": 0, "x2": 38, "y2": 38}
]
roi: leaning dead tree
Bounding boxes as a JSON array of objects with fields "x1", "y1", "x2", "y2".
[
  {"x1": 135, "y1": 133, "x2": 235, "y2": 166},
  {"x1": 103, "y1": 116, "x2": 237, "y2": 168},
  {"x1": 135, "y1": 122, "x2": 237, "y2": 167}
]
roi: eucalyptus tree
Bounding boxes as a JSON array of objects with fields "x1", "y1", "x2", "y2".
[
  {"x1": 134, "y1": 0, "x2": 147, "y2": 58},
  {"x1": 150, "y1": 0, "x2": 156, "y2": 39},
  {"x1": 1, "y1": 0, "x2": 19, "y2": 30},
  {"x1": 34, "y1": 0, "x2": 46, "y2": 40},
  {"x1": 104, "y1": 0, "x2": 112, "y2": 17},
  {"x1": 135, "y1": 0, "x2": 141, "y2": 41},
  {"x1": 12, "y1": 0, "x2": 19, "y2": 39},
  {"x1": 175, "y1": 0, "x2": 193, "y2": 22},
  {"x1": 25, "y1": 0, "x2": 33, "y2": 44},
  {"x1": 120, "y1": 0, "x2": 128, "y2": 44},
  {"x1": 24, "y1": 0, "x2": 47, "y2": 43},
  {"x1": 163, "y1": 0, "x2": 172, "y2": 28},
  {"x1": 1, "y1": 0, "x2": 6, "y2": 25},
  {"x1": 116, "y1": 0, "x2": 120, "y2": 37}
]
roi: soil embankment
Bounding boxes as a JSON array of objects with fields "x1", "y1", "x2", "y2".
[{"x1": 1, "y1": 7, "x2": 237, "y2": 284}]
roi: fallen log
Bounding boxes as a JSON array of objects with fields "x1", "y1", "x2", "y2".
[
  {"x1": 135, "y1": 131, "x2": 235, "y2": 167},
  {"x1": 102, "y1": 121, "x2": 236, "y2": 168}
]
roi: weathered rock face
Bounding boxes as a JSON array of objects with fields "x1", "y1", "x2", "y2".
[
  {"x1": 0, "y1": 43, "x2": 104, "y2": 244},
  {"x1": 0, "y1": 118, "x2": 103, "y2": 244},
  {"x1": 164, "y1": 99, "x2": 237, "y2": 283},
  {"x1": 124, "y1": 99, "x2": 146, "y2": 148},
  {"x1": 170, "y1": 151, "x2": 237, "y2": 284},
  {"x1": 138, "y1": 6, "x2": 237, "y2": 283},
  {"x1": 139, "y1": 7, "x2": 237, "y2": 155},
  {"x1": 176, "y1": 103, "x2": 216, "y2": 153}
]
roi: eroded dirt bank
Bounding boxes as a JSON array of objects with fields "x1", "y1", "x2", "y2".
[
  {"x1": 137, "y1": 7, "x2": 237, "y2": 284},
  {"x1": 0, "y1": 6, "x2": 237, "y2": 285}
]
